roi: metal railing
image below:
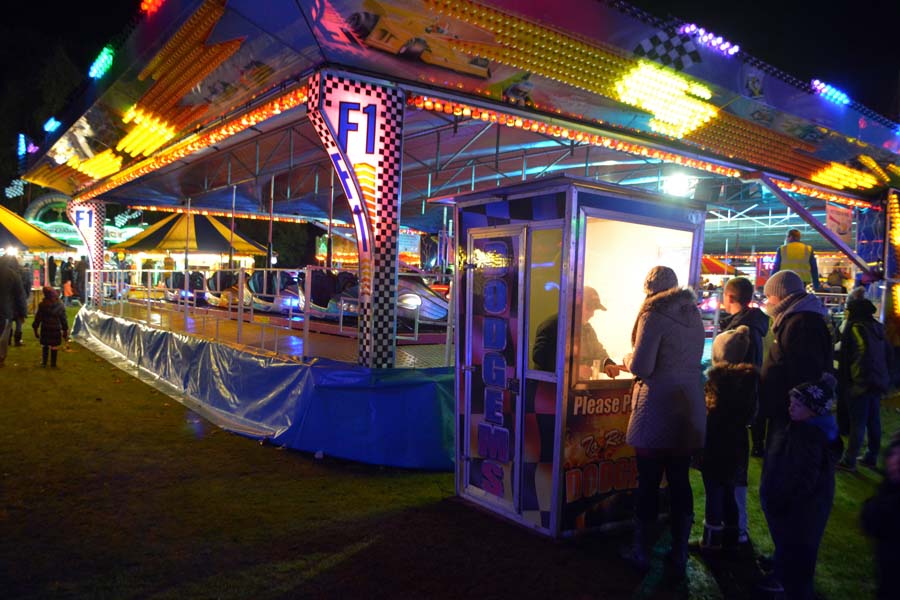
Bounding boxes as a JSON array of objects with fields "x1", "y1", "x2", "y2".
[{"x1": 83, "y1": 265, "x2": 454, "y2": 366}]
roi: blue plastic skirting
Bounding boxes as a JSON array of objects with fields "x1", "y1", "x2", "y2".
[{"x1": 73, "y1": 309, "x2": 454, "y2": 470}]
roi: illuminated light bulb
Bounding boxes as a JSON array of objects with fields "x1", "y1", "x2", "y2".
[{"x1": 89, "y1": 45, "x2": 115, "y2": 79}]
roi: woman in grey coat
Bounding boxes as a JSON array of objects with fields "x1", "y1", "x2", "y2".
[{"x1": 622, "y1": 266, "x2": 706, "y2": 578}]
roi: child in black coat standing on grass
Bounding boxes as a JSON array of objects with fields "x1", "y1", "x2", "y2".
[
  {"x1": 861, "y1": 433, "x2": 900, "y2": 600},
  {"x1": 32, "y1": 286, "x2": 68, "y2": 368},
  {"x1": 700, "y1": 325, "x2": 759, "y2": 551}
]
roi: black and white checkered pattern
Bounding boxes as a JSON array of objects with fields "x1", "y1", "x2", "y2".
[
  {"x1": 66, "y1": 199, "x2": 106, "y2": 305},
  {"x1": 634, "y1": 31, "x2": 701, "y2": 71},
  {"x1": 308, "y1": 71, "x2": 404, "y2": 368}
]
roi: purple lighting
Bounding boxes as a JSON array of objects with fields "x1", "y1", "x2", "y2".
[{"x1": 678, "y1": 23, "x2": 740, "y2": 56}]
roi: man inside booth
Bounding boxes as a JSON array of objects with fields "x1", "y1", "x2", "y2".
[{"x1": 532, "y1": 286, "x2": 621, "y2": 378}]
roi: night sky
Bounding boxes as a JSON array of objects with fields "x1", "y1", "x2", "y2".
[{"x1": 1, "y1": 0, "x2": 898, "y2": 191}]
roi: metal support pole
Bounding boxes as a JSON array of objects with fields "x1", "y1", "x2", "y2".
[
  {"x1": 327, "y1": 169, "x2": 334, "y2": 268},
  {"x1": 756, "y1": 173, "x2": 871, "y2": 272},
  {"x1": 229, "y1": 185, "x2": 236, "y2": 268},
  {"x1": 146, "y1": 270, "x2": 152, "y2": 325},
  {"x1": 302, "y1": 267, "x2": 312, "y2": 359},
  {"x1": 237, "y1": 267, "x2": 245, "y2": 343},
  {"x1": 267, "y1": 176, "x2": 275, "y2": 269}
]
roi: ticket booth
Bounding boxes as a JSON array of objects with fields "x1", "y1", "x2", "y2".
[{"x1": 444, "y1": 176, "x2": 704, "y2": 538}]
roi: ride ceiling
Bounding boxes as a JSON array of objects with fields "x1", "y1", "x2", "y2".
[{"x1": 22, "y1": 0, "x2": 900, "y2": 246}]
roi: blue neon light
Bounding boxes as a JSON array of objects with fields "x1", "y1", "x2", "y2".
[{"x1": 43, "y1": 117, "x2": 62, "y2": 133}]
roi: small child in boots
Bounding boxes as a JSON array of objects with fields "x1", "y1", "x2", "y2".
[
  {"x1": 32, "y1": 286, "x2": 68, "y2": 368},
  {"x1": 700, "y1": 325, "x2": 759, "y2": 551}
]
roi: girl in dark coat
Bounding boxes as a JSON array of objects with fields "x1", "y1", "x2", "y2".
[
  {"x1": 700, "y1": 325, "x2": 759, "y2": 550},
  {"x1": 32, "y1": 286, "x2": 68, "y2": 368}
]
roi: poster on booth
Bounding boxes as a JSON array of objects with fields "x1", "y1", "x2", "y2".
[{"x1": 561, "y1": 380, "x2": 638, "y2": 531}]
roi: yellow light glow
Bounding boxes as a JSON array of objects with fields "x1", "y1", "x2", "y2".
[
  {"x1": 809, "y1": 162, "x2": 879, "y2": 190},
  {"x1": 66, "y1": 149, "x2": 123, "y2": 180},
  {"x1": 858, "y1": 155, "x2": 890, "y2": 184},
  {"x1": 615, "y1": 63, "x2": 717, "y2": 139},
  {"x1": 118, "y1": 106, "x2": 177, "y2": 157},
  {"x1": 76, "y1": 86, "x2": 309, "y2": 202}
]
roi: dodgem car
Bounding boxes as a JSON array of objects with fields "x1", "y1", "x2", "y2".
[
  {"x1": 247, "y1": 270, "x2": 304, "y2": 313},
  {"x1": 204, "y1": 270, "x2": 252, "y2": 310},
  {"x1": 163, "y1": 271, "x2": 208, "y2": 306}
]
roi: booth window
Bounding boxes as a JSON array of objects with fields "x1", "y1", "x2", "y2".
[
  {"x1": 528, "y1": 227, "x2": 563, "y2": 372},
  {"x1": 575, "y1": 216, "x2": 694, "y2": 381}
]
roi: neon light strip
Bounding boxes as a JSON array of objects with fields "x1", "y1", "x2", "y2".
[
  {"x1": 127, "y1": 204, "x2": 427, "y2": 235},
  {"x1": 409, "y1": 94, "x2": 741, "y2": 178},
  {"x1": 770, "y1": 179, "x2": 874, "y2": 209},
  {"x1": 75, "y1": 86, "x2": 309, "y2": 202}
]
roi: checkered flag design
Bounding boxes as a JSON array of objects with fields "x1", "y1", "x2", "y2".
[
  {"x1": 634, "y1": 31, "x2": 702, "y2": 71},
  {"x1": 66, "y1": 199, "x2": 106, "y2": 306},
  {"x1": 307, "y1": 71, "x2": 404, "y2": 368}
]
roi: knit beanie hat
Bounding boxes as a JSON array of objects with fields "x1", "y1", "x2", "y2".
[
  {"x1": 42, "y1": 285, "x2": 57, "y2": 300},
  {"x1": 644, "y1": 266, "x2": 678, "y2": 296},
  {"x1": 764, "y1": 270, "x2": 805, "y2": 298},
  {"x1": 712, "y1": 325, "x2": 750, "y2": 365},
  {"x1": 789, "y1": 373, "x2": 837, "y2": 416}
]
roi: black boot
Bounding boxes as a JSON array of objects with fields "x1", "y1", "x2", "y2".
[
  {"x1": 41, "y1": 346, "x2": 48, "y2": 367},
  {"x1": 668, "y1": 513, "x2": 694, "y2": 580},
  {"x1": 620, "y1": 517, "x2": 654, "y2": 571},
  {"x1": 50, "y1": 349, "x2": 58, "y2": 368}
]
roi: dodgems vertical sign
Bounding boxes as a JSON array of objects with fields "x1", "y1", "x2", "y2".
[{"x1": 464, "y1": 230, "x2": 523, "y2": 512}]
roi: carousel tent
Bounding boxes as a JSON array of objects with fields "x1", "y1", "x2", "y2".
[
  {"x1": 0, "y1": 204, "x2": 73, "y2": 252},
  {"x1": 701, "y1": 256, "x2": 743, "y2": 275},
  {"x1": 109, "y1": 213, "x2": 266, "y2": 255}
]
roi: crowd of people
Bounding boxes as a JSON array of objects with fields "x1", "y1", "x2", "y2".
[{"x1": 613, "y1": 265, "x2": 898, "y2": 599}]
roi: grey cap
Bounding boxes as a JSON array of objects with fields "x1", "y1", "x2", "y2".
[
  {"x1": 644, "y1": 266, "x2": 678, "y2": 296},
  {"x1": 764, "y1": 270, "x2": 804, "y2": 298}
]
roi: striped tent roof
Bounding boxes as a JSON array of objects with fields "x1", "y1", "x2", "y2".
[
  {"x1": 109, "y1": 213, "x2": 266, "y2": 255},
  {"x1": 0, "y1": 204, "x2": 73, "y2": 252}
]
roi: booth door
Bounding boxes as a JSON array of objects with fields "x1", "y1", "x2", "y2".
[{"x1": 462, "y1": 226, "x2": 525, "y2": 513}]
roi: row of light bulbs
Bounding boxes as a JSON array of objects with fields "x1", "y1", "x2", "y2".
[{"x1": 409, "y1": 94, "x2": 741, "y2": 178}]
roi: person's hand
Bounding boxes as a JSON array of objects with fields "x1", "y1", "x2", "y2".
[
  {"x1": 604, "y1": 363, "x2": 621, "y2": 378},
  {"x1": 579, "y1": 364, "x2": 592, "y2": 379},
  {"x1": 33, "y1": 330, "x2": 39, "y2": 339}
]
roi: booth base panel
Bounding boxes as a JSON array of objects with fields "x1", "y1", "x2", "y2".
[{"x1": 72, "y1": 308, "x2": 454, "y2": 471}]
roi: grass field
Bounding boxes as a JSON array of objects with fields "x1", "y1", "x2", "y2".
[{"x1": 1, "y1": 307, "x2": 896, "y2": 598}]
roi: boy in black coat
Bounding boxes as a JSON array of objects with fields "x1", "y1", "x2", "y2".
[
  {"x1": 701, "y1": 325, "x2": 759, "y2": 550},
  {"x1": 861, "y1": 433, "x2": 900, "y2": 600},
  {"x1": 759, "y1": 373, "x2": 842, "y2": 599}
]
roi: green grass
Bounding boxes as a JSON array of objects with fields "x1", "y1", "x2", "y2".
[{"x1": 0, "y1": 307, "x2": 895, "y2": 598}]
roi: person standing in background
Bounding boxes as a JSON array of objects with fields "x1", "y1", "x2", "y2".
[
  {"x1": 0, "y1": 255, "x2": 27, "y2": 367},
  {"x1": 772, "y1": 229, "x2": 820, "y2": 290},
  {"x1": 75, "y1": 256, "x2": 88, "y2": 304},
  {"x1": 47, "y1": 255, "x2": 57, "y2": 287}
]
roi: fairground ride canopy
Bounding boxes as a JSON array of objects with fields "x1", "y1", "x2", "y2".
[{"x1": 19, "y1": 0, "x2": 900, "y2": 254}]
